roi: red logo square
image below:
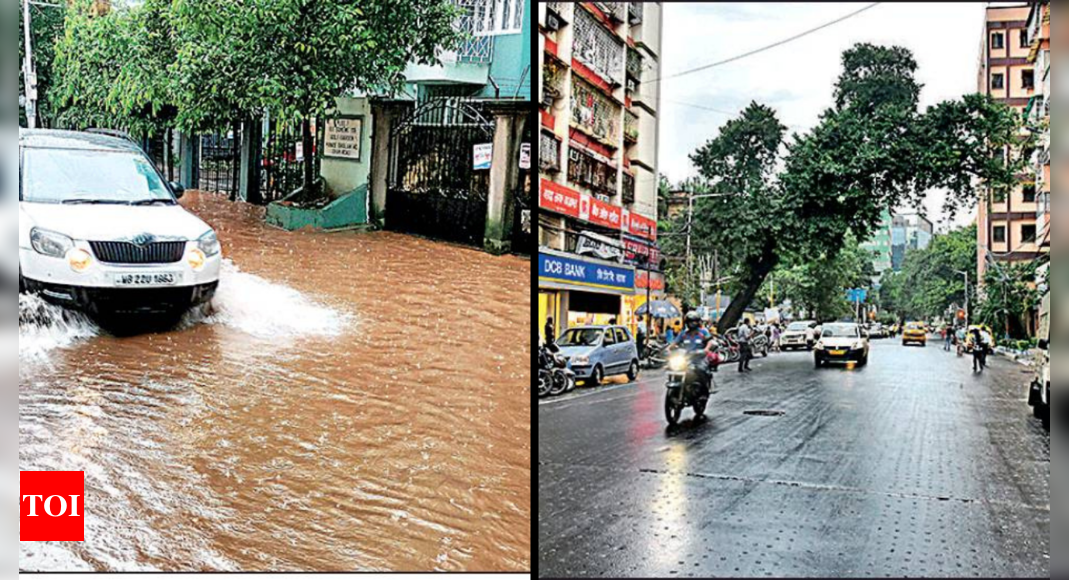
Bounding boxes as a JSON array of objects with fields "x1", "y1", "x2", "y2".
[{"x1": 20, "y1": 471, "x2": 85, "y2": 542}]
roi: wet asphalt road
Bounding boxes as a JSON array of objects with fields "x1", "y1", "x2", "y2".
[{"x1": 538, "y1": 339, "x2": 1049, "y2": 578}]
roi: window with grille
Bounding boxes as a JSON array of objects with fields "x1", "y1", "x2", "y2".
[
  {"x1": 466, "y1": 0, "x2": 524, "y2": 37},
  {"x1": 571, "y1": 76, "x2": 621, "y2": 144},
  {"x1": 1021, "y1": 224, "x2": 1037, "y2": 243},
  {"x1": 573, "y1": 6, "x2": 625, "y2": 86},
  {"x1": 993, "y1": 225, "x2": 1006, "y2": 243},
  {"x1": 622, "y1": 172, "x2": 635, "y2": 205},
  {"x1": 540, "y1": 131, "x2": 562, "y2": 173},
  {"x1": 568, "y1": 146, "x2": 617, "y2": 197},
  {"x1": 991, "y1": 73, "x2": 1004, "y2": 90},
  {"x1": 991, "y1": 32, "x2": 1004, "y2": 49}
]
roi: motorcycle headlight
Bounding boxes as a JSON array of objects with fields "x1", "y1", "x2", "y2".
[
  {"x1": 197, "y1": 230, "x2": 221, "y2": 257},
  {"x1": 30, "y1": 228, "x2": 75, "y2": 258},
  {"x1": 669, "y1": 353, "x2": 689, "y2": 372}
]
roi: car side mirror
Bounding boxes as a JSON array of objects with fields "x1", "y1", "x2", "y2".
[
  {"x1": 1038, "y1": 339, "x2": 1048, "y2": 350},
  {"x1": 170, "y1": 181, "x2": 186, "y2": 199}
]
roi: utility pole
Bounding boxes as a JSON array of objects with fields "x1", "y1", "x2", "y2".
[{"x1": 22, "y1": 0, "x2": 38, "y2": 129}]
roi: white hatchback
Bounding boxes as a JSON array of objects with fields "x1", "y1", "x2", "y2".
[{"x1": 18, "y1": 129, "x2": 221, "y2": 318}]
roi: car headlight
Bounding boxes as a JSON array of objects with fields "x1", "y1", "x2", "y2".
[
  {"x1": 68, "y1": 249, "x2": 93, "y2": 273},
  {"x1": 188, "y1": 248, "x2": 207, "y2": 271},
  {"x1": 197, "y1": 230, "x2": 221, "y2": 257},
  {"x1": 854, "y1": 341, "x2": 865, "y2": 350},
  {"x1": 30, "y1": 228, "x2": 74, "y2": 258},
  {"x1": 572, "y1": 355, "x2": 589, "y2": 365},
  {"x1": 669, "y1": 353, "x2": 688, "y2": 372}
]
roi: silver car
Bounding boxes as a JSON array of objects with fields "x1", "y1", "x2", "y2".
[{"x1": 555, "y1": 325, "x2": 640, "y2": 385}]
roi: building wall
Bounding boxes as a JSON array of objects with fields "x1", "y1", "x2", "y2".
[
  {"x1": 319, "y1": 97, "x2": 374, "y2": 196},
  {"x1": 976, "y1": 4, "x2": 1044, "y2": 285},
  {"x1": 482, "y1": 0, "x2": 533, "y2": 100},
  {"x1": 538, "y1": 1, "x2": 665, "y2": 341}
]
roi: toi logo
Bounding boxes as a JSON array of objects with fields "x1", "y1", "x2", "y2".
[{"x1": 20, "y1": 471, "x2": 85, "y2": 542}]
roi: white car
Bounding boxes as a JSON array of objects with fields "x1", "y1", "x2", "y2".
[
  {"x1": 18, "y1": 129, "x2": 221, "y2": 318},
  {"x1": 780, "y1": 320, "x2": 819, "y2": 350},
  {"x1": 814, "y1": 323, "x2": 869, "y2": 367}
]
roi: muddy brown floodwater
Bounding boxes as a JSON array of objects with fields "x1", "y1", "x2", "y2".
[{"x1": 19, "y1": 192, "x2": 532, "y2": 572}]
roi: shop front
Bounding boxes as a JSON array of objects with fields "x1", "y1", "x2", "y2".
[{"x1": 538, "y1": 249, "x2": 636, "y2": 342}]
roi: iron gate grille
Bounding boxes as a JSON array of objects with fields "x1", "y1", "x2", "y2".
[
  {"x1": 260, "y1": 119, "x2": 322, "y2": 205},
  {"x1": 198, "y1": 123, "x2": 242, "y2": 199},
  {"x1": 512, "y1": 118, "x2": 532, "y2": 255},
  {"x1": 387, "y1": 98, "x2": 495, "y2": 247}
]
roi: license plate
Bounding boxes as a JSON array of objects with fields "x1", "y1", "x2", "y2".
[
  {"x1": 830, "y1": 349, "x2": 846, "y2": 356},
  {"x1": 111, "y1": 272, "x2": 179, "y2": 287}
]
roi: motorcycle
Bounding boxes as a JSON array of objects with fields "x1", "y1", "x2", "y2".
[
  {"x1": 711, "y1": 335, "x2": 740, "y2": 363},
  {"x1": 539, "y1": 344, "x2": 575, "y2": 397},
  {"x1": 664, "y1": 350, "x2": 712, "y2": 426},
  {"x1": 751, "y1": 334, "x2": 771, "y2": 358},
  {"x1": 641, "y1": 337, "x2": 669, "y2": 369}
]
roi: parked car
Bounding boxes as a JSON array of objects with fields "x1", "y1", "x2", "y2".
[
  {"x1": 555, "y1": 325, "x2": 640, "y2": 385},
  {"x1": 18, "y1": 129, "x2": 222, "y2": 319},
  {"x1": 866, "y1": 323, "x2": 888, "y2": 339},
  {"x1": 901, "y1": 321, "x2": 928, "y2": 346},
  {"x1": 814, "y1": 322, "x2": 869, "y2": 367},
  {"x1": 781, "y1": 320, "x2": 819, "y2": 350},
  {"x1": 1029, "y1": 292, "x2": 1050, "y2": 429}
]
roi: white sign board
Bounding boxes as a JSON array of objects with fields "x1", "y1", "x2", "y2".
[
  {"x1": 519, "y1": 143, "x2": 531, "y2": 170},
  {"x1": 323, "y1": 117, "x2": 363, "y2": 161},
  {"x1": 474, "y1": 143, "x2": 494, "y2": 170}
]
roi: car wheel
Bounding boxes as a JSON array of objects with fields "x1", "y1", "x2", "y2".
[
  {"x1": 590, "y1": 365, "x2": 604, "y2": 386},
  {"x1": 627, "y1": 360, "x2": 639, "y2": 382}
]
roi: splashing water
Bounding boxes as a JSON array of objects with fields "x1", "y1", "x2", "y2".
[{"x1": 19, "y1": 260, "x2": 351, "y2": 361}]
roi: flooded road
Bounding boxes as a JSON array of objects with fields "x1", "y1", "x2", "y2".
[{"x1": 19, "y1": 192, "x2": 532, "y2": 572}]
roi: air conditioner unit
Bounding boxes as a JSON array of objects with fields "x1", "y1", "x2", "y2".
[
  {"x1": 626, "y1": 78, "x2": 638, "y2": 93},
  {"x1": 546, "y1": 12, "x2": 561, "y2": 32}
]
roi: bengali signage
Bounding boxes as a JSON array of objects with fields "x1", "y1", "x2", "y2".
[
  {"x1": 323, "y1": 116, "x2": 364, "y2": 161},
  {"x1": 539, "y1": 179, "x2": 623, "y2": 231},
  {"x1": 623, "y1": 237, "x2": 661, "y2": 267},
  {"x1": 635, "y1": 270, "x2": 665, "y2": 292},
  {"x1": 624, "y1": 210, "x2": 657, "y2": 241},
  {"x1": 474, "y1": 143, "x2": 494, "y2": 170},
  {"x1": 539, "y1": 251, "x2": 635, "y2": 294}
]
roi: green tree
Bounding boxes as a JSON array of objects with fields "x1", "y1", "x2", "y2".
[
  {"x1": 687, "y1": 43, "x2": 1030, "y2": 332},
  {"x1": 19, "y1": 0, "x2": 67, "y2": 127},
  {"x1": 763, "y1": 236, "x2": 876, "y2": 322},
  {"x1": 168, "y1": 0, "x2": 463, "y2": 193},
  {"x1": 976, "y1": 261, "x2": 1042, "y2": 340}
]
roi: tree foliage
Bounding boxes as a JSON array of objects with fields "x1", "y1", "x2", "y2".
[
  {"x1": 975, "y1": 261, "x2": 1043, "y2": 340},
  {"x1": 764, "y1": 236, "x2": 877, "y2": 322},
  {"x1": 19, "y1": 0, "x2": 67, "y2": 126},
  {"x1": 878, "y1": 225, "x2": 977, "y2": 323},
  {"x1": 684, "y1": 43, "x2": 1033, "y2": 332}
]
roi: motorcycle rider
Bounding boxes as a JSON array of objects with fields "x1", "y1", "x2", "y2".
[{"x1": 672, "y1": 311, "x2": 713, "y2": 395}]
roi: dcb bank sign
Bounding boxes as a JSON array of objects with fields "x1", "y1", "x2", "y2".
[{"x1": 539, "y1": 252, "x2": 635, "y2": 294}]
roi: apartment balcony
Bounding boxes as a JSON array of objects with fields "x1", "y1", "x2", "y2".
[
  {"x1": 570, "y1": 74, "x2": 622, "y2": 146},
  {"x1": 624, "y1": 110, "x2": 639, "y2": 144},
  {"x1": 626, "y1": 47, "x2": 643, "y2": 82},
  {"x1": 573, "y1": 6, "x2": 625, "y2": 87},
  {"x1": 595, "y1": 2, "x2": 627, "y2": 23},
  {"x1": 622, "y1": 171, "x2": 635, "y2": 206},
  {"x1": 541, "y1": 131, "x2": 562, "y2": 173},
  {"x1": 628, "y1": 1, "x2": 644, "y2": 25},
  {"x1": 403, "y1": 2, "x2": 494, "y2": 86},
  {"x1": 568, "y1": 145, "x2": 618, "y2": 198}
]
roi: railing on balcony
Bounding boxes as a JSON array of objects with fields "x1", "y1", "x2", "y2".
[
  {"x1": 622, "y1": 171, "x2": 635, "y2": 205},
  {"x1": 626, "y1": 47, "x2": 643, "y2": 82},
  {"x1": 624, "y1": 110, "x2": 639, "y2": 143},
  {"x1": 540, "y1": 131, "x2": 562, "y2": 173},
  {"x1": 628, "y1": 2, "x2": 644, "y2": 24},
  {"x1": 455, "y1": 0, "x2": 495, "y2": 64},
  {"x1": 568, "y1": 146, "x2": 618, "y2": 197},
  {"x1": 543, "y1": 60, "x2": 565, "y2": 101},
  {"x1": 573, "y1": 5, "x2": 625, "y2": 87},
  {"x1": 595, "y1": 2, "x2": 627, "y2": 22},
  {"x1": 571, "y1": 75, "x2": 621, "y2": 144}
]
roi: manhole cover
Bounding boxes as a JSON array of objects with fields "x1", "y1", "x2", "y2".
[{"x1": 743, "y1": 410, "x2": 785, "y2": 417}]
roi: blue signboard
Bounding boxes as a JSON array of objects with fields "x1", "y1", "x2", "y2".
[
  {"x1": 845, "y1": 288, "x2": 868, "y2": 303},
  {"x1": 539, "y1": 252, "x2": 635, "y2": 294}
]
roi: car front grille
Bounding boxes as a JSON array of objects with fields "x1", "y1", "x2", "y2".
[{"x1": 89, "y1": 241, "x2": 187, "y2": 265}]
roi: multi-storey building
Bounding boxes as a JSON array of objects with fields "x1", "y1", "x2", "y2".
[
  {"x1": 537, "y1": 2, "x2": 664, "y2": 340},
  {"x1": 1025, "y1": 0, "x2": 1050, "y2": 254},
  {"x1": 890, "y1": 212, "x2": 934, "y2": 272},
  {"x1": 975, "y1": 4, "x2": 1043, "y2": 284},
  {"x1": 859, "y1": 209, "x2": 894, "y2": 285}
]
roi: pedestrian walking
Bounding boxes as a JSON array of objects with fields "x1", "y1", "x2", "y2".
[
  {"x1": 737, "y1": 320, "x2": 754, "y2": 372},
  {"x1": 770, "y1": 323, "x2": 782, "y2": 352},
  {"x1": 971, "y1": 327, "x2": 992, "y2": 372},
  {"x1": 545, "y1": 317, "x2": 557, "y2": 350},
  {"x1": 943, "y1": 324, "x2": 954, "y2": 351}
]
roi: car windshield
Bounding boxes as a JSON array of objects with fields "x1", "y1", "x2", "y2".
[
  {"x1": 906, "y1": 323, "x2": 924, "y2": 330},
  {"x1": 822, "y1": 324, "x2": 859, "y2": 338},
  {"x1": 558, "y1": 329, "x2": 603, "y2": 347},
  {"x1": 22, "y1": 148, "x2": 174, "y2": 205},
  {"x1": 786, "y1": 323, "x2": 809, "y2": 331}
]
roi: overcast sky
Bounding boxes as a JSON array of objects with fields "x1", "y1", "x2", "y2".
[{"x1": 656, "y1": 2, "x2": 997, "y2": 231}]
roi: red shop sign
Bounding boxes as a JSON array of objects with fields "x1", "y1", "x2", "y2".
[
  {"x1": 540, "y1": 178, "x2": 582, "y2": 220},
  {"x1": 624, "y1": 210, "x2": 657, "y2": 241}
]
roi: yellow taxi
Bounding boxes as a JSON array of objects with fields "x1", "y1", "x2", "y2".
[{"x1": 902, "y1": 321, "x2": 928, "y2": 346}]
